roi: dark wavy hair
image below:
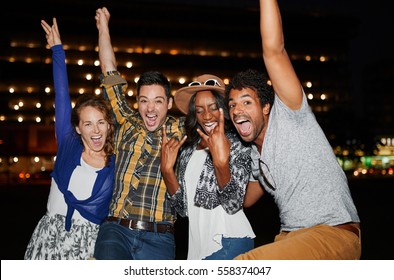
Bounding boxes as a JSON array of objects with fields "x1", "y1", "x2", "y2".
[
  {"x1": 225, "y1": 68, "x2": 275, "y2": 111},
  {"x1": 71, "y1": 93, "x2": 115, "y2": 166},
  {"x1": 184, "y1": 90, "x2": 234, "y2": 147}
]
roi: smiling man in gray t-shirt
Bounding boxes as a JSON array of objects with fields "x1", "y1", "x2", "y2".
[{"x1": 226, "y1": 0, "x2": 361, "y2": 260}]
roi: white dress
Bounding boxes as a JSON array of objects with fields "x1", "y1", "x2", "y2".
[{"x1": 24, "y1": 157, "x2": 101, "y2": 260}]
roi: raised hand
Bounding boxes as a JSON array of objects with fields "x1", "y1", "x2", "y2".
[
  {"x1": 95, "y1": 7, "x2": 110, "y2": 33},
  {"x1": 95, "y1": 7, "x2": 117, "y2": 73},
  {"x1": 41, "y1": 18, "x2": 61, "y2": 48}
]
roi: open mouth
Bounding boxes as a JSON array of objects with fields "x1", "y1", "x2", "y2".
[
  {"x1": 145, "y1": 114, "x2": 158, "y2": 127},
  {"x1": 91, "y1": 135, "x2": 103, "y2": 146},
  {"x1": 234, "y1": 118, "x2": 251, "y2": 136},
  {"x1": 203, "y1": 121, "x2": 217, "y2": 134}
]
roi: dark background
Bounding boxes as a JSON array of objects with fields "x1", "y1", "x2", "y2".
[{"x1": 2, "y1": 0, "x2": 394, "y2": 140}]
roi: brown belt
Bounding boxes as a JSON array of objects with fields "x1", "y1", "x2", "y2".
[
  {"x1": 334, "y1": 223, "x2": 360, "y2": 238},
  {"x1": 106, "y1": 216, "x2": 174, "y2": 234}
]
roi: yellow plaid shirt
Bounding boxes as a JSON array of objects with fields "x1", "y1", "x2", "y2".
[{"x1": 100, "y1": 71, "x2": 184, "y2": 223}]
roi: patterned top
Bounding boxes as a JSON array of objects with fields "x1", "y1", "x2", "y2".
[
  {"x1": 100, "y1": 71, "x2": 184, "y2": 223},
  {"x1": 170, "y1": 131, "x2": 253, "y2": 217}
]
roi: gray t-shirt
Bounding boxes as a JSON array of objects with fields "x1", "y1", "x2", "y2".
[{"x1": 252, "y1": 90, "x2": 360, "y2": 231}]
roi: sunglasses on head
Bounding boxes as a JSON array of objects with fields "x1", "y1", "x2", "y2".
[{"x1": 188, "y1": 79, "x2": 222, "y2": 87}]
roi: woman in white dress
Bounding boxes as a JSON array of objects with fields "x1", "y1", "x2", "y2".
[{"x1": 160, "y1": 74, "x2": 263, "y2": 260}]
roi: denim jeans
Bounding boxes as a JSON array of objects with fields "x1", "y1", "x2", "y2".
[
  {"x1": 94, "y1": 221, "x2": 175, "y2": 260},
  {"x1": 203, "y1": 237, "x2": 254, "y2": 260}
]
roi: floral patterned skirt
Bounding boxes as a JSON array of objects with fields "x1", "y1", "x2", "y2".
[{"x1": 24, "y1": 213, "x2": 100, "y2": 260}]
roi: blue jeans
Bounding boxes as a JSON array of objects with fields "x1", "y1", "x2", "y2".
[
  {"x1": 94, "y1": 221, "x2": 175, "y2": 260},
  {"x1": 204, "y1": 237, "x2": 254, "y2": 260}
]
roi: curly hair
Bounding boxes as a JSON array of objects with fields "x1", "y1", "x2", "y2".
[
  {"x1": 225, "y1": 68, "x2": 275, "y2": 111},
  {"x1": 71, "y1": 93, "x2": 115, "y2": 166}
]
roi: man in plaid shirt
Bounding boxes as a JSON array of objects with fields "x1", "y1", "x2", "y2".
[{"x1": 93, "y1": 7, "x2": 184, "y2": 260}]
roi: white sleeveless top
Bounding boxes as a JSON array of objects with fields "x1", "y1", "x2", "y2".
[
  {"x1": 47, "y1": 157, "x2": 100, "y2": 220},
  {"x1": 185, "y1": 149, "x2": 255, "y2": 260}
]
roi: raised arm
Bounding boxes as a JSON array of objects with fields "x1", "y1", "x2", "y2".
[
  {"x1": 95, "y1": 7, "x2": 132, "y2": 123},
  {"x1": 260, "y1": 0, "x2": 302, "y2": 109},
  {"x1": 41, "y1": 18, "x2": 72, "y2": 145},
  {"x1": 95, "y1": 7, "x2": 117, "y2": 73}
]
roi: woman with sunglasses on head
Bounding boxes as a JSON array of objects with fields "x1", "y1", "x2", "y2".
[
  {"x1": 24, "y1": 18, "x2": 115, "y2": 260},
  {"x1": 160, "y1": 74, "x2": 263, "y2": 260}
]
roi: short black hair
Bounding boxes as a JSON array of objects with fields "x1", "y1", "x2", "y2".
[{"x1": 137, "y1": 71, "x2": 171, "y2": 99}]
